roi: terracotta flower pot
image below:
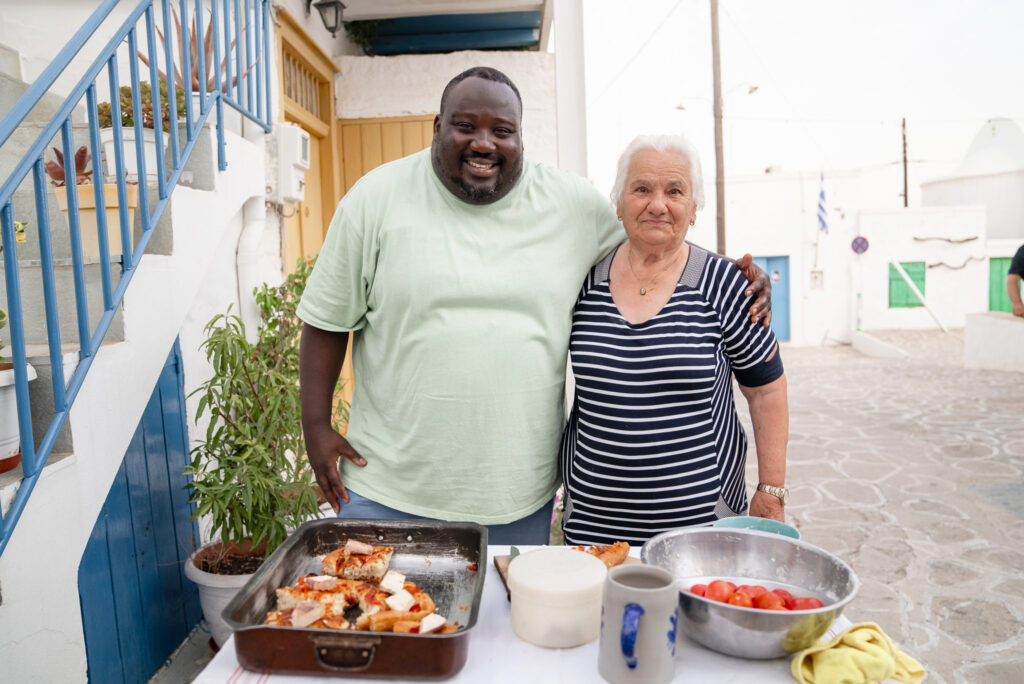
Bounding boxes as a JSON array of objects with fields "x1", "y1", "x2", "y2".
[{"x1": 54, "y1": 183, "x2": 139, "y2": 259}]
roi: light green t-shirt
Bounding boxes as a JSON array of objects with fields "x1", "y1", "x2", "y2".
[{"x1": 297, "y1": 149, "x2": 623, "y2": 524}]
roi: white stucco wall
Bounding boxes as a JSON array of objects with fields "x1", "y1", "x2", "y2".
[
  {"x1": 701, "y1": 169, "x2": 863, "y2": 346},
  {"x1": 336, "y1": 51, "x2": 559, "y2": 167},
  {"x1": 852, "y1": 206, "x2": 987, "y2": 331},
  {"x1": 920, "y1": 170, "x2": 1024, "y2": 242},
  {"x1": 0, "y1": 0, "x2": 138, "y2": 100},
  {"x1": 272, "y1": 0, "x2": 361, "y2": 57}
]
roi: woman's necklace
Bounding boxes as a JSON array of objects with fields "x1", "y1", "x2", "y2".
[{"x1": 626, "y1": 246, "x2": 684, "y2": 296}]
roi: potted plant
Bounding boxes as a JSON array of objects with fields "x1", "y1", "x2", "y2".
[
  {"x1": 137, "y1": 5, "x2": 256, "y2": 103},
  {"x1": 0, "y1": 222, "x2": 37, "y2": 475},
  {"x1": 183, "y1": 258, "x2": 347, "y2": 647},
  {"x1": 137, "y1": 5, "x2": 254, "y2": 132},
  {"x1": 46, "y1": 145, "x2": 139, "y2": 259},
  {"x1": 96, "y1": 79, "x2": 186, "y2": 183}
]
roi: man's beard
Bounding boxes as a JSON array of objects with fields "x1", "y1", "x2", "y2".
[{"x1": 455, "y1": 177, "x2": 501, "y2": 203}]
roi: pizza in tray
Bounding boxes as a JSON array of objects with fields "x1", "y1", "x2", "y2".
[
  {"x1": 321, "y1": 540, "x2": 394, "y2": 581},
  {"x1": 265, "y1": 538, "x2": 457, "y2": 635},
  {"x1": 571, "y1": 541, "x2": 631, "y2": 568},
  {"x1": 274, "y1": 575, "x2": 362, "y2": 614}
]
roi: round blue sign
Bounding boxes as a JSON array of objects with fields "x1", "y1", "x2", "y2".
[{"x1": 851, "y1": 236, "x2": 869, "y2": 254}]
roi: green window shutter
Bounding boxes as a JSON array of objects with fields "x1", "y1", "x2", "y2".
[
  {"x1": 888, "y1": 261, "x2": 926, "y2": 308},
  {"x1": 989, "y1": 257, "x2": 1013, "y2": 312}
]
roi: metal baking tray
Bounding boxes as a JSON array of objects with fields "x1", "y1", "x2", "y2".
[{"x1": 223, "y1": 518, "x2": 487, "y2": 679}]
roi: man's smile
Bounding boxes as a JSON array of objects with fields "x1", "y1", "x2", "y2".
[{"x1": 464, "y1": 157, "x2": 500, "y2": 177}]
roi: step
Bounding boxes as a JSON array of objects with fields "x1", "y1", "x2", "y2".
[
  {"x1": 2, "y1": 118, "x2": 216, "y2": 206},
  {"x1": 0, "y1": 72, "x2": 78, "y2": 128},
  {"x1": 0, "y1": 44, "x2": 22, "y2": 81},
  {"x1": 9, "y1": 179, "x2": 174, "y2": 262},
  {"x1": 0, "y1": 341, "x2": 116, "y2": 519},
  {"x1": 25, "y1": 343, "x2": 80, "y2": 455},
  {"x1": 0, "y1": 450, "x2": 75, "y2": 519},
  {"x1": 0, "y1": 259, "x2": 126, "y2": 346}
]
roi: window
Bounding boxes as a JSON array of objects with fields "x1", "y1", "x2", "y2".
[
  {"x1": 989, "y1": 257, "x2": 1013, "y2": 312},
  {"x1": 888, "y1": 262, "x2": 926, "y2": 308}
]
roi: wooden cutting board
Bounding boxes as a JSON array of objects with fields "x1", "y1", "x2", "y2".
[{"x1": 492, "y1": 551, "x2": 640, "y2": 600}]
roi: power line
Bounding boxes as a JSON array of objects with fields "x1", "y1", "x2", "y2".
[
  {"x1": 718, "y1": 2, "x2": 827, "y2": 162},
  {"x1": 586, "y1": 0, "x2": 688, "y2": 108}
]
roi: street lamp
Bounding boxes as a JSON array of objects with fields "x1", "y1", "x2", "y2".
[
  {"x1": 675, "y1": 84, "x2": 757, "y2": 111},
  {"x1": 306, "y1": 0, "x2": 346, "y2": 38}
]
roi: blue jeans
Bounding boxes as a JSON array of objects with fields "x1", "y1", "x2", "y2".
[{"x1": 337, "y1": 491, "x2": 554, "y2": 545}]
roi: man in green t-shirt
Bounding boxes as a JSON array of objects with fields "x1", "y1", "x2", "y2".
[{"x1": 296, "y1": 67, "x2": 770, "y2": 544}]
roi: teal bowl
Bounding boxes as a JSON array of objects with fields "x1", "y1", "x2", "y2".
[{"x1": 712, "y1": 516, "x2": 801, "y2": 539}]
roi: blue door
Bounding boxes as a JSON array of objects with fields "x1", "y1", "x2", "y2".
[
  {"x1": 753, "y1": 256, "x2": 790, "y2": 342},
  {"x1": 78, "y1": 340, "x2": 201, "y2": 683}
]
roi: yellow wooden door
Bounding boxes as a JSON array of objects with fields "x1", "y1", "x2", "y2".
[
  {"x1": 283, "y1": 134, "x2": 326, "y2": 269},
  {"x1": 278, "y1": 10, "x2": 339, "y2": 272},
  {"x1": 339, "y1": 115, "x2": 435, "y2": 194},
  {"x1": 332, "y1": 115, "x2": 435, "y2": 414}
]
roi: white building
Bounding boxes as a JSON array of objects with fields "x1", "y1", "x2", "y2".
[{"x1": 687, "y1": 117, "x2": 1024, "y2": 348}]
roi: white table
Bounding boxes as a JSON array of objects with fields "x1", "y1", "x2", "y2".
[{"x1": 194, "y1": 545, "x2": 853, "y2": 683}]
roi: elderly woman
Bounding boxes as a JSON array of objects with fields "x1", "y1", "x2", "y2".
[{"x1": 559, "y1": 134, "x2": 789, "y2": 546}]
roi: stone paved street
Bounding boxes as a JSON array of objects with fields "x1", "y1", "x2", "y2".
[{"x1": 743, "y1": 330, "x2": 1024, "y2": 684}]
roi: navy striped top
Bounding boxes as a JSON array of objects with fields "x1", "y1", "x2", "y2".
[{"x1": 559, "y1": 243, "x2": 783, "y2": 545}]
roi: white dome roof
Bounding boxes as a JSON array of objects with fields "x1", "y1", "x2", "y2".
[{"x1": 953, "y1": 117, "x2": 1024, "y2": 177}]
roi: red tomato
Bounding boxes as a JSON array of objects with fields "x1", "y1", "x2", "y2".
[
  {"x1": 727, "y1": 592, "x2": 754, "y2": 608},
  {"x1": 689, "y1": 583, "x2": 707, "y2": 597},
  {"x1": 705, "y1": 580, "x2": 734, "y2": 603},
  {"x1": 772, "y1": 589, "x2": 795, "y2": 609},
  {"x1": 754, "y1": 592, "x2": 787, "y2": 611},
  {"x1": 737, "y1": 584, "x2": 768, "y2": 599},
  {"x1": 790, "y1": 597, "x2": 825, "y2": 610}
]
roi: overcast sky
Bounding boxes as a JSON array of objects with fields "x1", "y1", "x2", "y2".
[{"x1": 582, "y1": 0, "x2": 1024, "y2": 195}]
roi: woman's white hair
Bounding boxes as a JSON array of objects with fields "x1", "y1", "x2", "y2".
[{"x1": 610, "y1": 133, "x2": 705, "y2": 211}]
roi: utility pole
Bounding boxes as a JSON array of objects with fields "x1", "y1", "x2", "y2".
[
  {"x1": 710, "y1": 0, "x2": 726, "y2": 255},
  {"x1": 902, "y1": 117, "x2": 908, "y2": 207}
]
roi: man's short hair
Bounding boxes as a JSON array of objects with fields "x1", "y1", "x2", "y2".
[{"x1": 438, "y1": 67, "x2": 523, "y2": 116}]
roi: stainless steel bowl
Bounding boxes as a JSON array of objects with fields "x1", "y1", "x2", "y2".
[{"x1": 642, "y1": 527, "x2": 859, "y2": 659}]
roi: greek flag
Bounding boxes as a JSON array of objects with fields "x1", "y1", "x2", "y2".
[{"x1": 817, "y1": 173, "x2": 828, "y2": 234}]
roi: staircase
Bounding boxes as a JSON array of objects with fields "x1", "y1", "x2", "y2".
[{"x1": 0, "y1": 2, "x2": 275, "y2": 679}]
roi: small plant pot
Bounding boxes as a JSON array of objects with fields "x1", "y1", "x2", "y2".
[
  {"x1": 100, "y1": 127, "x2": 163, "y2": 183},
  {"x1": 54, "y1": 183, "x2": 139, "y2": 259},
  {"x1": 0, "y1": 361, "x2": 37, "y2": 473},
  {"x1": 183, "y1": 540, "x2": 264, "y2": 647}
]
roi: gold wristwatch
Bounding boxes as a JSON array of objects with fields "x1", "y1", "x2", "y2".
[{"x1": 756, "y1": 483, "x2": 789, "y2": 506}]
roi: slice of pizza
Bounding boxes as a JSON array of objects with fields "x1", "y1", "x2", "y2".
[
  {"x1": 264, "y1": 600, "x2": 351, "y2": 630},
  {"x1": 354, "y1": 581, "x2": 389, "y2": 617},
  {"x1": 274, "y1": 575, "x2": 362, "y2": 615},
  {"x1": 392, "y1": 613, "x2": 458, "y2": 634},
  {"x1": 322, "y1": 543, "x2": 394, "y2": 581},
  {"x1": 572, "y1": 541, "x2": 630, "y2": 568},
  {"x1": 353, "y1": 581, "x2": 436, "y2": 631}
]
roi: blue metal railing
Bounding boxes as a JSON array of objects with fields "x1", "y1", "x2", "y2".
[{"x1": 0, "y1": 0, "x2": 273, "y2": 558}]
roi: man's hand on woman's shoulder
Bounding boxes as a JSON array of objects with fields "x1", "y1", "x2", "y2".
[{"x1": 735, "y1": 253, "x2": 773, "y2": 327}]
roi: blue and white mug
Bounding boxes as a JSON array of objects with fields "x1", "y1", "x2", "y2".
[{"x1": 598, "y1": 564, "x2": 679, "y2": 684}]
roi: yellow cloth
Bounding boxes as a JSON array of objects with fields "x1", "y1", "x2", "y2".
[{"x1": 791, "y1": 622, "x2": 926, "y2": 684}]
